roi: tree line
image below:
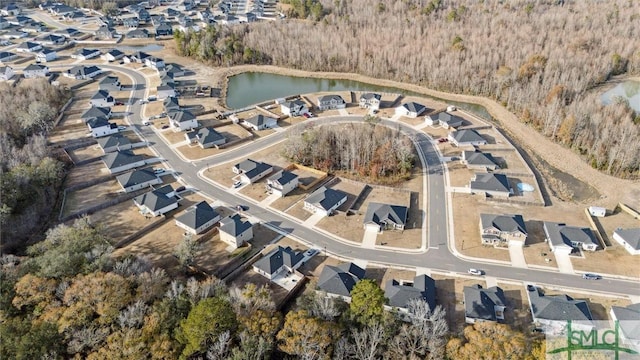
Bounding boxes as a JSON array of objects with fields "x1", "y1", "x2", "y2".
[
  {"x1": 0, "y1": 80, "x2": 71, "y2": 252},
  {"x1": 0, "y1": 217, "x2": 545, "y2": 359},
  {"x1": 176, "y1": 0, "x2": 640, "y2": 178},
  {"x1": 282, "y1": 122, "x2": 415, "y2": 184}
]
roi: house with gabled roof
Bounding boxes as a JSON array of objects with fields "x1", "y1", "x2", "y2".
[
  {"x1": 317, "y1": 94, "x2": 346, "y2": 110},
  {"x1": 64, "y1": 65, "x2": 102, "y2": 80},
  {"x1": 385, "y1": 274, "x2": 436, "y2": 312},
  {"x1": 470, "y1": 173, "x2": 512, "y2": 198},
  {"x1": 166, "y1": 7, "x2": 181, "y2": 18},
  {"x1": 219, "y1": 214, "x2": 253, "y2": 249},
  {"x1": 1, "y1": 29, "x2": 27, "y2": 39},
  {"x1": 527, "y1": 285, "x2": 593, "y2": 334},
  {"x1": 426, "y1": 111, "x2": 466, "y2": 129},
  {"x1": 23, "y1": 64, "x2": 49, "y2": 78},
  {"x1": 99, "y1": 76, "x2": 121, "y2": 91},
  {"x1": 102, "y1": 49, "x2": 124, "y2": 62},
  {"x1": 1, "y1": 3, "x2": 20, "y2": 16},
  {"x1": 0, "y1": 66, "x2": 14, "y2": 81},
  {"x1": 613, "y1": 228, "x2": 640, "y2": 255},
  {"x1": 82, "y1": 106, "x2": 112, "y2": 121},
  {"x1": 155, "y1": 22, "x2": 173, "y2": 36},
  {"x1": 21, "y1": 21, "x2": 46, "y2": 33},
  {"x1": 124, "y1": 51, "x2": 151, "y2": 64},
  {"x1": 232, "y1": 159, "x2": 273, "y2": 184},
  {"x1": 116, "y1": 168, "x2": 161, "y2": 192},
  {"x1": 86, "y1": 117, "x2": 118, "y2": 138},
  {"x1": 169, "y1": 110, "x2": 197, "y2": 131},
  {"x1": 163, "y1": 96, "x2": 180, "y2": 113},
  {"x1": 127, "y1": 28, "x2": 149, "y2": 39},
  {"x1": 317, "y1": 262, "x2": 366, "y2": 298},
  {"x1": 175, "y1": 201, "x2": 221, "y2": 235},
  {"x1": 280, "y1": 99, "x2": 308, "y2": 116},
  {"x1": 266, "y1": 170, "x2": 299, "y2": 197},
  {"x1": 0, "y1": 16, "x2": 8, "y2": 29},
  {"x1": 122, "y1": 16, "x2": 139, "y2": 29},
  {"x1": 543, "y1": 222, "x2": 599, "y2": 254},
  {"x1": 480, "y1": 213, "x2": 527, "y2": 246},
  {"x1": 95, "y1": 25, "x2": 116, "y2": 39},
  {"x1": 0, "y1": 51, "x2": 17, "y2": 63},
  {"x1": 610, "y1": 303, "x2": 640, "y2": 349},
  {"x1": 134, "y1": 185, "x2": 180, "y2": 217},
  {"x1": 359, "y1": 93, "x2": 381, "y2": 111},
  {"x1": 242, "y1": 114, "x2": 277, "y2": 131},
  {"x1": 97, "y1": 133, "x2": 132, "y2": 153},
  {"x1": 144, "y1": 56, "x2": 165, "y2": 70},
  {"x1": 16, "y1": 41, "x2": 42, "y2": 53},
  {"x1": 464, "y1": 284, "x2": 506, "y2": 324},
  {"x1": 72, "y1": 48, "x2": 101, "y2": 60},
  {"x1": 253, "y1": 246, "x2": 305, "y2": 280},
  {"x1": 185, "y1": 127, "x2": 226, "y2": 148},
  {"x1": 90, "y1": 90, "x2": 115, "y2": 107},
  {"x1": 157, "y1": 83, "x2": 176, "y2": 99},
  {"x1": 36, "y1": 48, "x2": 57, "y2": 63},
  {"x1": 160, "y1": 63, "x2": 185, "y2": 78},
  {"x1": 363, "y1": 202, "x2": 408, "y2": 232},
  {"x1": 304, "y1": 186, "x2": 348, "y2": 217},
  {"x1": 462, "y1": 150, "x2": 500, "y2": 171},
  {"x1": 50, "y1": 4, "x2": 76, "y2": 16},
  {"x1": 35, "y1": 34, "x2": 65, "y2": 45},
  {"x1": 395, "y1": 101, "x2": 427, "y2": 118},
  {"x1": 56, "y1": 27, "x2": 81, "y2": 38},
  {"x1": 102, "y1": 150, "x2": 146, "y2": 173},
  {"x1": 448, "y1": 129, "x2": 487, "y2": 147}
]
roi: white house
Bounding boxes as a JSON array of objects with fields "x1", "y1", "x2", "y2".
[
  {"x1": 1, "y1": 3, "x2": 20, "y2": 16},
  {"x1": 144, "y1": 56, "x2": 165, "y2": 70},
  {"x1": 99, "y1": 76, "x2": 122, "y2": 91},
  {"x1": 233, "y1": 159, "x2": 273, "y2": 184},
  {"x1": 89, "y1": 90, "x2": 115, "y2": 107},
  {"x1": 317, "y1": 94, "x2": 346, "y2": 110},
  {"x1": 280, "y1": 99, "x2": 308, "y2": 116},
  {"x1": 72, "y1": 48, "x2": 101, "y2": 61},
  {"x1": 185, "y1": 127, "x2": 226, "y2": 149},
  {"x1": 252, "y1": 246, "x2": 305, "y2": 280},
  {"x1": 266, "y1": 170, "x2": 299, "y2": 197},
  {"x1": 64, "y1": 65, "x2": 102, "y2": 80},
  {"x1": 612, "y1": 228, "x2": 640, "y2": 255},
  {"x1": 101, "y1": 49, "x2": 124, "y2": 62},
  {"x1": 36, "y1": 48, "x2": 57, "y2": 63},
  {"x1": 116, "y1": 168, "x2": 161, "y2": 192},
  {"x1": 242, "y1": 114, "x2": 277, "y2": 131},
  {"x1": 359, "y1": 93, "x2": 381, "y2": 111},
  {"x1": 219, "y1": 214, "x2": 253, "y2": 249},
  {"x1": 303, "y1": 186, "x2": 348, "y2": 217},
  {"x1": 133, "y1": 185, "x2": 180, "y2": 217},
  {"x1": 395, "y1": 102, "x2": 427, "y2": 118},
  {"x1": 543, "y1": 222, "x2": 599, "y2": 254},
  {"x1": 448, "y1": 129, "x2": 487, "y2": 147},
  {"x1": 16, "y1": 41, "x2": 42, "y2": 53},
  {"x1": 86, "y1": 117, "x2": 118, "y2": 138},
  {"x1": 175, "y1": 201, "x2": 221, "y2": 235},
  {"x1": 0, "y1": 66, "x2": 14, "y2": 81},
  {"x1": 22, "y1": 64, "x2": 49, "y2": 78},
  {"x1": 425, "y1": 112, "x2": 465, "y2": 129},
  {"x1": 168, "y1": 110, "x2": 198, "y2": 132}
]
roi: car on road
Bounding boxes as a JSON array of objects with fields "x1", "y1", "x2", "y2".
[
  {"x1": 232, "y1": 180, "x2": 242, "y2": 188},
  {"x1": 304, "y1": 248, "x2": 319, "y2": 257},
  {"x1": 153, "y1": 168, "x2": 165, "y2": 174},
  {"x1": 142, "y1": 120, "x2": 151, "y2": 125},
  {"x1": 147, "y1": 95, "x2": 157, "y2": 101},
  {"x1": 139, "y1": 99, "x2": 149, "y2": 104},
  {"x1": 468, "y1": 268, "x2": 484, "y2": 276},
  {"x1": 236, "y1": 204, "x2": 247, "y2": 211},
  {"x1": 118, "y1": 126, "x2": 127, "y2": 131},
  {"x1": 582, "y1": 273, "x2": 601, "y2": 280}
]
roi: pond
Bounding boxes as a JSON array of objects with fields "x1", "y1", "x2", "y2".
[
  {"x1": 115, "y1": 44, "x2": 164, "y2": 53},
  {"x1": 600, "y1": 80, "x2": 640, "y2": 112},
  {"x1": 225, "y1": 72, "x2": 493, "y2": 120}
]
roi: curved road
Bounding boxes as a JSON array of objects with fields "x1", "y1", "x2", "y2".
[{"x1": 104, "y1": 65, "x2": 639, "y2": 297}]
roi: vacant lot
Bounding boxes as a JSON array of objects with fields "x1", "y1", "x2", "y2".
[
  {"x1": 90, "y1": 200, "x2": 161, "y2": 245},
  {"x1": 597, "y1": 209, "x2": 639, "y2": 247},
  {"x1": 161, "y1": 129, "x2": 188, "y2": 145},
  {"x1": 63, "y1": 179, "x2": 122, "y2": 217},
  {"x1": 447, "y1": 161, "x2": 475, "y2": 188},
  {"x1": 497, "y1": 282, "x2": 534, "y2": 332},
  {"x1": 68, "y1": 144, "x2": 103, "y2": 163},
  {"x1": 571, "y1": 247, "x2": 638, "y2": 278},
  {"x1": 430, "y1": 272, "x2": 487, "y2": 334},
  {"x1": 522, "y1": 220, "x2": 558, "y2": 270},
  {"x1": 177, "y1": 144, "x2": 225, "y2": 161},
  {"x1": 314, "y1": 179, "x2": 367, "y2": 242},
  {"x1": 239, "y1": 181, "x2": 273, "y2": 202},
  {"x1": 64, "y1": 160, "x2": 111, "y2": 187}
]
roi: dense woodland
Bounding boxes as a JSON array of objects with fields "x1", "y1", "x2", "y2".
[
  {"x1": 176, "y1": 0, "x2": 640, "y2": 178},
  {"x1": 0, "y1": 218, "x2": 546, "y2": 359},
  {"x1": 282, "y1": 122, "x2": 415, "y2": 183},
  {"x1": 0, "y1": 81, "x2": 70, "y2": 251}
]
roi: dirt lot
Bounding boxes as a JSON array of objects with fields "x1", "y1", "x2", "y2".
[
  {"x1": 68, "y1": 143, "x2": 103, "y2": 163},
  {"x1": 539, "y1": 287, "x2": 631, "y2": 321},
  {"x1": 314, "y1": 179, "x2": 367, "y2": 242},
  {"x1": 430, "y1": 272, "x2": 488, "y2": 333},
  {"x1": 596, "y1": 208, "x2": 639, "y2": 247},
  {"x1": 63, "y1": 179, "x2": 122, "y2": 216},
  {"x1": 177, "y1": 143, "x2": 225, "y2": 161},
  {"x1": 159, "y1": 129, "x2": 187, "y2": 145},
  {"x1": 522, "y1": 221, "x2": 558, "y2": 269},
  {"x1": 447, "y1": 161, "x2": 475, "y2": 187},
  {"x1": 131, "y1": 146, "x2": 158, "y2": 159},
  {"x1": 270, "y1": 186, "x2": 316, "y2": 213},
  {"x1": 90, "y1": 200, "x2": 162, "y2": 244},
  {"x1": 497, "y1": 282, "x2": 534, "y2": 331},
  {"x1": 571, "y1": 247, "x2": 639, "y2": 278},
  {"x1": 64, "y1": 160, "x2": 111, "y2": 187},
  {"x1": 239, "y1": 181, "x2": 273, "y2": 202}
]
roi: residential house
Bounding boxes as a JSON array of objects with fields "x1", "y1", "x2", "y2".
[
  {"x1": 543, "y1": 222, "x2": 599, "y2": 254},
  {"x1": 253, "y1": 246, "x2": 305, "y2": 280},
  {"x1": 163, "y1": 96, "x2": 180, "y2": 113},
  {"x1": 39, "y1": 1, "x2": 56, "y2": 10},
  {"x1": 156, "y1": 83, "x2": 176, "y2": 99},
  {"x1": 97, "y1": 133, "x2": 132, "y2": 153},
  {"x1": 16, "y1": 41, "x2": 42, "y2": 53},
  {"x1": 385, "y1": 275, "x2": 436, "y2": 312},
  {"x1": 527, "y1": 285, "x2": 593, "y2": 334},
  {"x1": 244, "y1": 12, "x2": 257, "y2": 22},
  {"x1": 36, "y1": 48, "x2": 57, "y2": 63},
  {"x1": 1, "y1": 3, "x2": 20, "y2": 16},
  {"x1": 216, "y1": 14, "x2": 239, "y2": 25},
  {"x1": 102, "y1": 49, "x2": 124, "y2": 62},
  {"x1": 168, "y1": 110, "x2": 197, "y2": 131},
  {"x1": 317, "y1": 262, "x2": 366, "y2": 298},
  {"x1": 86, "y1": 117, "x2": 118, "y2": 138},
  {"x1": 166, "y1": 7, "x2": 181, "y2": 18},
  {"x1": 82, "y1": 106, "x2": 112, "y2": 121},
  {"x1": 123, "y1": 51, "x2": 150, "y2": 64},
  {"x1": 122, "y1": 17, "x2": 139, "y2": 29},
  {"x1": 317, "y1": 94, "x2": 346, "y2": 110},
  {"x1": 609, "y1": 303, "x2": 640, "y2": 349},
  {"x1": 102, "y1": 150, "x2": 146, "y2": 173},
  {"x1": 155, "y1": 23, "x2": 173, "y2": 36},
  {"x1": 99, "y1": 76, "x2": 122, "y2": 91},
  {"x1": 359, "y1": 93, "x2": 381, "y2": 111},
  {"x1": 161, "y1": 63, "x2": 185, "y2": 77},
  {"x1": 395, "y1": 102, "x2": 427, "y2": 118},
  {"x1": 463, "y1": 284, "x2": 506, "y2": 324},
  {"x1": 303, "y1": 186, "x2": 348, "y2": 217},
  {"x1": 89, "y1": 90, "x2": 115, "y2": 107},
  {"x1": 1, "y1": 30, "x2": 27, "y2": 39},
  {"x1": 175, "y1": 201, "x2": 221, "y2": 235},
  {"x1": 232, "y1": 159, "x2": 273, "y2": 184},
  {"x1": 448, "y1": 129, "x2": 487, "y2": 147},
  {"x1": 612, "y1": 228, "x2": 640, "y2": 255},
  {"x1": 218, "y1": 214, "x2": 253, "y2": 249},
  {"x1": 426, "y1": 112, "x2": 465, "y2": 129},
  {"x1": 266, "y1": 170, "x2": 299, "y2": 197},
  {"x1": 127, "y1": 28, "x2": 149, "y2": 38},
  {"x1": 363, "y1": 202, "x2": 408, "y2": 232},
  {"x1": 133, "y1": 185, "x2": 180, "y2": 217},
  {"x1": 150, "y1": 15, "x2": 166, "y2": 26},
  {"x1": 479, "y1": 214, "x2": 527, "y2": 246},
  {"x1": 462, "y1": 150, "x2": 499, "y2": 171},
  {"x1": 9, "y1": 15, "x2": 30, "y2": 26},
  {"x1": 242, "y1": 114, "x2": 277, "y2": 131},
  {"x1": 145, "y1": 56, "x2": 165, "y2": 70},
  {"x1": 470, "y1": 173, "x2": 512, "y2": 198},
  {"x1": 0, "y1": 16, "x2": 8, "y2": 29},
  {"x1": 64, "y1": 65, "x2": 102, "y2": 79},
  {"x1": 50, "y1": 4, "x2": 76, "y2": 16},
  {"x1": 23, "y1": 64, "x2": 49, "y2": 78},
  {"x1": 35, "y1": 34, "x2": 65, "y2": 45},
  {"x1": 180, "y1": 0, "x2": 195, "y2": 11},
  {"x1": 72, "y1": 48, "x2": 101, "y2": 60},
  {"x1": 280, "y1": 99, "x2": 308, "y2": 116},
  {"x1": 21, "y1": 22, "x2": 46, "y2": 33},
  {"x1": 95, "y1": 25, "x2": 116, "y2": 39},
  {"x1": 0, "y1": 66, "x2": 14, "y2": 81},
  {"x1": 185, "y1": 127, "x2": 226, "y2": 148},
  {"x1": 64, "y1": 11, "x2": 85, "y2": 20},
  {"x1": 116, "y1": 168, "x2": 161, "y2": 192},
  {"x1": 56, "y1": 27, "x2": 81, "y2": 38},
  {"x1": 0, "y1": 51, "x2": 17, "y2": 62},
  {"x1": 136, "y1": 8, "x2": 150, "y2": 23}
]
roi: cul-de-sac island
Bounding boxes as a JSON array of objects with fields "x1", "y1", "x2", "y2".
[{"x1": 1, "y1": 0, "x2": 639, "y2": 359}]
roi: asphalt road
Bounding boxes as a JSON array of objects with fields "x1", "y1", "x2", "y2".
[{"x1": 104, "y1": 65, "x2": 640, "y2": 297}]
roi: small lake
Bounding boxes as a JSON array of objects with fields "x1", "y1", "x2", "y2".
[
  {"x1": 600, "y1": 80, "x2": 640, "y2": 112},
  {"x1": 115, "y1": 44, "x2": 164, "y2": 53},
  {"x1": 225, "y1": 72, "x2": 493, "y2": 120}
]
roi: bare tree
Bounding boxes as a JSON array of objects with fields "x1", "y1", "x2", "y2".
[
  {"x1": 350, "y1": 322, "x2": 385, "y2": 360},
  {"x1": 206, "y1": 330, "x2": 231, "y2": 360}
]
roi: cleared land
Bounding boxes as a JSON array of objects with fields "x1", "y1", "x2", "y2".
[
  {"x1": 64, "y1": 160, "x2": 111, "y2": 187},
  {"x1": 68, "y1": 144, "x2": 103, "y2": 163},
  {"x1": 90, "y1": 201, "x2": 162, "y2": 245},
  {"x1": 63, "y1": 179, "x2": 121, "y2": 217}
]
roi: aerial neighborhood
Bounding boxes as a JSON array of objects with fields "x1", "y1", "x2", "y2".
[{"x1": 1, "y1": 0, "x2": 639, "y2": 358}]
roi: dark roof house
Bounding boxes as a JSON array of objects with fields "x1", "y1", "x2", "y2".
[
  {"x1": 385, "y1": 274, "x2": 436, "y2": 310},
  {"x1": 317, "y1": 262, "x2": 366, "y2": 297},
  {"x1": 464, "y1": 284, "x2": 507, "y2": 323},
  {"x1": 363, "y1": 202, "x2": 408, "y2": 231},
  {"x1": 470, "y1": 173, "x2": 512, "y2": 197}
]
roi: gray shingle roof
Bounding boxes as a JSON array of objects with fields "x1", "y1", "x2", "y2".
[
  {"x1": 23, "y1": 64, "x2": 47, "y2": 72},
  {"x1": 470, "y1": 173, "x2": 511, "y2": 193},
  {"x1": 186, "y1": 127, "x2": 225, "y2": 146},
  {"x1": 116, "y1": 168, "x2": 157, "y2": 188},
  {"x1": 528, "y1": 286, "x2": 592, "y2": 322},
  {"x1": 253, "y1": 246, "x2": 304, "y2": 275},
  {"x1": 614, "y1": 228, "x2": 640, "y2": 250},
  {"x1": 400, "y1": 101, "x2": 426, "y2": 114},
  {"x1": 134, "y1": 185, "x2": 178, "y2": 212},
  {"x1": 305, "y1": 186, "x2": 347, "y2": 212},
  {"x1": 99, "y1": 75, "x2": 120, "y2": 86},
  {"x1": 169, "y1": 110, "x2": 195, "y2": 123},
  {"x1": 543, "y1": 222, "x2": 598, "y2": 250},
  {"x1": 268, "y1": 171, "x2": 298, "y2": 186},
  {"x1": 74, "y1": 48, "x2": 99, "y2": 57},
  {"x1": 433, "y1": 112, "x2": 465, "y2": 127},
  {"x1": 480, "y1": 214, "x2": 527, "y2": 235},
  {"x1": 175, "y1": 201, "x2": 219, "y2": 230},
  {"x1": 611, "y1": 304, "x2": 640, "y2": 341},
  {"x1": 219, "y1": 214, "x2": 252, "y2": 237},
  {"x1": 97, "y1": 134, "x2": 130, "y2": 151},
  {"x1": 319, "y1": 94, "x2": 345, "y2": 103},
  {"x1": 163, "y1": 96, "x2": 180, "y2": 111},
  {"x1": 317, "y1": 262, "x2": 365, "y2": 297},
  {"x1": 103, "y1": 150, "x2": 143, "y2": 169},
  {"x1": 463, "y1": 151, "x2": 498, "y2": 167},
  {"x1": 82, "y1": 106, "x2": 111, "y2": 120},
  {"x1": 363, "y1": 202, "x2": 408, "y2": 228},
  {"x1": 67, "y1": 65, "x2": 101, "y2": 77},
  {"x1": 86, "y1": 117, "x2": 111, "y2": 129},
  {"x1": 234, "y1": 159, "x2": 273, "y2": 180},
  {"x1": 91, "y1": 90, "x2": 111, "y2": 100},
  {"x1": 451, "y1": 129, "x2": 486, "y2": 144},
  {"x1": 464, "y1": 284, "x2": 506, "y2": 322},
  {"x1": 385, "y1": 274, "x2": 436, "y2": 310},
  {"x1": 282, "y1": 99, "x2": 306, "y2": 109},
  {"x1": 360, "y1": 93, "x2": 381, "y2": 101},
  {"x1": 244, "y1": 114, "x2": 275, "y2": 127}
]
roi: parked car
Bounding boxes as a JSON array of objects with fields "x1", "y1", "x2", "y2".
[
  {"x1": 468, "y1": 268, "x2": 483, "y2": 276},
  {"x1": 117, "y1": 126, "x2": 127, "y2": 131},
  {"x1": 302, "y1": 113, "x2": 311, "y2": 119},
  {"x1": 115, "y1": 101, "x2": 124, "y2": 105},
  {"x1": 142, "y1": 120, "x2": 151, "y2": 125},
  {"x1": 438, "y1": 138, "x2": 449, "y2": 143},
  {"x1": 233, "y1": 180, "x2": 242, "y2": 188},
  {"x1": 153, "y1": 168, "x2": 165, "y2": 174},
  {"x1": 582, "y1": 273, "x2": 601, "y2": 280},
  {"x1": 161, "y1": 125, "x2": 169, "y2": 129},
  {"x1": 304, "y1": 248, "x2": 319, "y2": 257},
  {"x1": 139, "y1": 99, "x2": 149, "y2": 104},
  {"x1": 175, "y1": 186, "x2": 186, "y2": 192},
  {"x1": 147, "y1": 95, "x2": 157, "y2": 101}
]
